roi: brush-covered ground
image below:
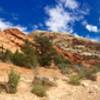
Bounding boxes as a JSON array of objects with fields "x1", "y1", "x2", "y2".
[
  {"x1": 0, "y1": 29, "x2": 100, "y2": 100},
  {"x1": 0, "y1": 62, "x2": 100, "y2": 100}
]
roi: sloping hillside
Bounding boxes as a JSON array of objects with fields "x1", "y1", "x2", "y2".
[
  {"x1": 0, "y1": 28, "x2": 26, "y2": 52},
  {"x1": 0, "y1": 28, "x2": 100, "y2": 100},
  {"x1": 0, "y1": 29, "x2": 100, "y2": 66},
  {"x1": 30, "y1": 30, "x2": 100, "y2": 66}
]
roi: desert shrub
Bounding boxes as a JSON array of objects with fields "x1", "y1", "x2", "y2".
[
  {"x1": 0, "y1": 49, "x2": 13, "y2": 62},
  {"x1": 11, "y1": 50, "x2": 27, "y2": 67},
  {"x1": 0, "y1": 40, "x2": 38, "y2": 68},
  {"x1": 54, "y1": 54, "x2": 71, "y2": 74},
  {"x1": 11, "y1": 40, "x2": 38, "y2": 68},
  {"x1": 94, "y1": 64, "x2": 100, "y2": 72},
  {"x1": 38, "y1": 53, "x2": 52, "y2": 66},
  {"x1": 54, "y1": 54, "x2": 70, "y2": 65},
  {"x1": 12, "y1": 50, "x2": 37, "y2": 68},
  {"x1": 32, "y1": 75, "x2": 56, "y2": 97},
  {"x1": 21, "y1": 40, "x2": 35, "y2": 56},
  {"x1": 85, "y1": 73, "x2": 96, "y2": 81},
  {"x1": 4, "y1": 49, "x2": 13, "y2": 62},
  {"x1": 0, "y1": 45, "x2": 5, "y2": 60},
  {"x1": 69, "y1": 75, "x2": 81, "y2": 85},
  {"x1": 80, "y1": 69, "x2": 97, "y2": 81},
  {"x1": 31, "y1": 83, "x2": 46, "y2": 97},
  {"x1": 0, "y1": 85, "x2": 3, "y2": 93},
  {"x1": 58, "y1": 63, "x2": 70, "y2": 74},
  {"x1": 7, "y1": 69, "x2": 20, "y2": 93},
  {"x1": 22, "y1": 40, "x2": 38, "y2": 68},
  {"x1": 35, "y1": 36, "x2": 56, "y2": 66},
  {"x1": 0, "y1": 52, "x2": 5, "y2": 61},
  {"x1": 74, "y1": 64, "x2": 97, "y2": 81}
]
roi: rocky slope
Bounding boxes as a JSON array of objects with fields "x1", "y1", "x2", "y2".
[
  {"x1": 0, "y1": 28, "x2": 27, "y2": 52},
  {"x1": 0, "y1": 29, "x2": 100, "y2": 65},
  {"x1": 30, "y1": 30, "x2": 100, "y2": 66},
  {"x1": 0, "y1": 29, "x2": 100, "y2": 100}
]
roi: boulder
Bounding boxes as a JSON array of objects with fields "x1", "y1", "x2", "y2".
[{"x1": 33, "y1": 75, "x2": 57, "y2": 87}]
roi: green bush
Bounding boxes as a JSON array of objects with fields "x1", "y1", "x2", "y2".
[
  {"x1": 35, "y1": 36, "x2": 55, "y2": 66},
  {"x1": 7, "y1": 69, "x2": 20, "y2": 93},
  {"x1": 12, "y1": 50, "x2": 37, "y2": 68},
  {"x1": 57, "y1": 63, "x2": 69, "y2": 74},
  {"x1": 73, "y1": 64, "x2": 97, "y2": 81},
  {"x1": 11, "y1": 51, "x2": 27, "y2": 67},
  {"x1": 94, "y1": 64, "x2": 100, "y2": 72},
  {"x1": 21, "y1": 40, "x2": 38, "y2": 68},
  {"x1": 80, "y1": 69, "x2": 97, "y2": 81},
  {"x1": 0, "y1": 40, "x2": 38, "y2": 68},
  {"x1": 0, "y1": 49, "x2": 13, "y2": 62},
  {"x1": 0, "y1": 85, "x2": 3, "y2": 93},
  {"x1": 38, "y1": 53, "x2": 52, "y2": 66},
  {"x1": 4, "y1": 49, "x2": 13, "y2": 61},
  {"x1": 31, "y1": 75, "x2": 57, "y2": 97},
  {"x1": 11, "y1": 40, "x2": 38, "y2": 68},
  {"x1": 31, "y1": 83, "x2": 46, "y2": 97},
  {"x1": 54, "y1": 54, "x2": 70, "y2": 65},
  {"x1": 54, "y1": 54, "x2": 71, "y2": 74},
  {"x1": 69, "y1": 75, "x2": 81, "y2": 85},
  {"x1": 21, "y1": 40, "x2": 35, "y2": 56}
]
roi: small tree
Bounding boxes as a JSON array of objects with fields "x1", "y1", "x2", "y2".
[
  {"x1": 35, "y1": 36, "x2": 55, "y2": 66},
  {"x1": 12, "y1": 40, "x2": 38, "y2": 68},
  {"x1": 12, "y1": 50, "x2": 27, "y2": 67},
  {"x1": 21, "y1": 40, "x2": 34, "y2": 55},
  {"x1": 21, "y1": 40, "x2": 38, "y2": 67}
]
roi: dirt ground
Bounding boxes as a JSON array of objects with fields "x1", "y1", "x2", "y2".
[{"x1": 0, "y1": 62, "x2": 100, "y2": 100}]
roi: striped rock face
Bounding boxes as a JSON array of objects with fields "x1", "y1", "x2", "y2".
[
  {"x1": 0, "y1": 28, "x2": 27, "y2": 52},
  {"x1": 30, "y1": 31, "x2": 100, "y2": 66},
  {"x1": 0, "y1": 29, "x2": 100, "y2": 66}
]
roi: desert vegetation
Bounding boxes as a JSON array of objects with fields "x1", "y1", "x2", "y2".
[
  {"x1": 12, "y1": 40, "x2": 38, "y2": 68},
  {"x1": 0, "y1": 35, "x2": 71, "y2": 70},
  {"x1": 34, "y1": 36, "x2": 56, "y2": 66},
  {"x1": 69, "y1": 74, "x2": 81, "y2": 85},
  {"x1": 0, "y1": 35, "x2": 100, "y2": 90},
  {"x1": 0, "y1": 31, "x2": 100, "y2": 100},
  {"x1": 31, "y1": 83, "x2": 47, "y2": 97},
  {"x1": 31, "y1": 75, "x2": 56, "y2": 97},
  {"x1": 7, "y1": 69, "x2": 20, "y2": 93},
  {"x1": 0, "y1": 69, "x2": 20, "y2": 93},
  {"x1": 68, "y1": 64, "x2": 100, "y2": 85}
]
